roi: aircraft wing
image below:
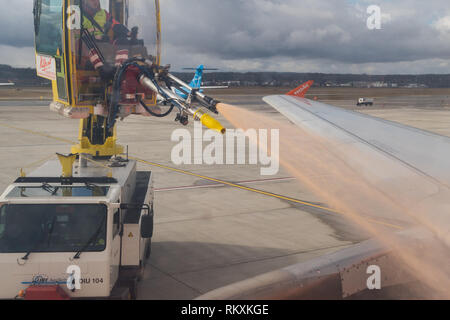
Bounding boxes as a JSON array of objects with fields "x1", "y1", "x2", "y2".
[
  {"x1": 197, "y1": 83, "x2": 450, "y2": 300},
  {"x1": 263, "y1": 94, "x2": 450, "y2": 187},
  {"x1": 262, "y1": 93, "x2": 450, "y2": 244}
]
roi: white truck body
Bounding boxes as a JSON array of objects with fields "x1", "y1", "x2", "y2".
[{"x1": 0, "y1": 158, "x2": 153, "y2": 299}]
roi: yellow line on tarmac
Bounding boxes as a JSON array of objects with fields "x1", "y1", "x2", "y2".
[
  {"x1": 0, "y1": 122, "x2": 404, "y2": 230},
  {"x1": 131, "y1": 156, "x2": 404, "y2": 230},
  {"x1": 0, "y1": 122, "x2": 76, "y2": 145}
]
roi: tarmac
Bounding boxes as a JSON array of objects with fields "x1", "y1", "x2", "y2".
[{"x1": 0, "y1": 88, "x2": 449, "y2": 299}]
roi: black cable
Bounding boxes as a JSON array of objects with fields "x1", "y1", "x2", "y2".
[
  {"x1": 107, "y1": 58, "x2": 186, "y2": 128},
  {"x1": 108, "y1": 59, "x2": 172, "y2": 126},
  {"x1": 107, "y1": 58, "x2": 151, "y2": 128},
  {"x1": 138, "y1": 98, "x2": 174, "y2": 118}
]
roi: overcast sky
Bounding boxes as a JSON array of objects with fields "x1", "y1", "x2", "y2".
[{"x1": 1, "y1": 0, "x2": 450, "y2": 74}]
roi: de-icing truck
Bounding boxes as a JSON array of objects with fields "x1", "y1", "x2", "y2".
[{"x1": 0, "y1": 0, "x2": 225, "y2": 299}]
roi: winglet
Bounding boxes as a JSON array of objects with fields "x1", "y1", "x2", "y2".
[{"x1": 286, "y1": 80, "x2": 314, "y2": 98}]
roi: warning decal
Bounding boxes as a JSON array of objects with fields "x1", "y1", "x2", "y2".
[{"x1": 36, "y1": 54, "x2": 57, "y2": 81}]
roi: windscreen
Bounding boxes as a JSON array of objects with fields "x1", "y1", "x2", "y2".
[
  {"x1": 68, "y1": 0, "x2": 159, "y2": 105},
  {"x1": 34, "y1": 0, "x2": 63, "y2": 56},
  {"x1": 7, "y1": 186, "x2": 109, "y2": 198},
  {"x1": 0, "y1": 204, "x2": 107, "y2": 253}
]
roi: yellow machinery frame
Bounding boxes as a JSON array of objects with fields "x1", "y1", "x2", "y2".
[{"x1": 36, "y1": 0, "x2": 162, "y2": 158}]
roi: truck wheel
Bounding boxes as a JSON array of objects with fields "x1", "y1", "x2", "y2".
[
  {"x1": 129, "y1": 280, "x2": 138, "y2": 300},
  {"x1": 145, "y1": 240, "x2": 152, "y2": 260},
  {"x1": 136, "y1": 261, "x2": 145, "y2": 281},
  {"x1": 110, "y1": 286, "x2": 132, "y2": 300}
]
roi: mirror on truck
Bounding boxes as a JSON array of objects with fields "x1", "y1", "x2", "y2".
[
  {"x1": 140, "y1": 214, "x2": 153, "y2": 239},
  {"x1": 119, "y1": 203, "x2": 153, "y2": 238}
]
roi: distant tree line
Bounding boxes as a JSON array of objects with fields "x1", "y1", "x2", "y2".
[
  {"x1": 173, "y1": 72, "x2": 450, "y2": 88},
  {"x1": 0, "y1": 64, "x2": 50, "y2": 86},
  {"x1": 1, "y1": 65, "x2": 449, "y2": 88}
]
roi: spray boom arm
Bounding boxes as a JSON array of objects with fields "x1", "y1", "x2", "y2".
[{"x1": 134, "y1": 63, "x2": 225, "y2": 134}]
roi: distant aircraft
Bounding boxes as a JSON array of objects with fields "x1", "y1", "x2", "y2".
[
  {"x1": 172, "y1": 65, "x2": 227, "y2": 99},
  {"x1": 0, "y1": 81, "x2": 15, "y2": 86}
]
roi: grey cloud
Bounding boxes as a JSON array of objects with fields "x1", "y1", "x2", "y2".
[
  {"x1": 0, "y1": 0, "x2": 449, "y2": 73},
  {"x1": 0, "y1": 0, "x2": 34, "y2": 47},
  {"x1": 161, "y1": 0, "x2": 450, "y2": 64}
]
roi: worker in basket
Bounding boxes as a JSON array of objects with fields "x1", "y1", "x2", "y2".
[{"x1": 82, "y1": 0, "x2": 139, "y2": 79}]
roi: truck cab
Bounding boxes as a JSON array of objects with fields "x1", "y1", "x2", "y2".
[{"x1": 0, "y1": 158, "x2": 153, "y2": 299}]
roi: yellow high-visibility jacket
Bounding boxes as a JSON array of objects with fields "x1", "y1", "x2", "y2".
[{"x1": 82, "y1": 9, "x2": 108, "y2": 39}]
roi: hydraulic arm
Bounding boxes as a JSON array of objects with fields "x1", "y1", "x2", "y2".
[
  {"x1": 137, "y1": 63, "x2": 226, "y2": 134},
  {"x1": 33, "y1": 0, "x2": 226, "y2": 159}
]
